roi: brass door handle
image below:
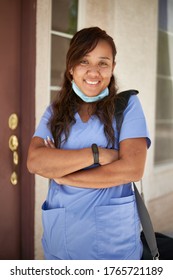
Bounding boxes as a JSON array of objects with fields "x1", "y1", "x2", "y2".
[
  {"x1": 8, "y1": 113, "x2": 19, "y2": 185},
  {"x1": 8, "y1": 113, "x2": 18, "y2": 130},
  {"x1": 13, "y1": 151, "x2": 19, "y2": 165},
  {"x1": 9, "y1": 135, "x2": 19, "y2": 151},
  {"x1": 10, "y1": 171, "x2": 18, "y2": 185}
]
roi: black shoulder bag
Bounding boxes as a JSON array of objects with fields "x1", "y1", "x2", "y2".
[{"x1": 115, "y1": 90, "x2": 173, "y2": 260}]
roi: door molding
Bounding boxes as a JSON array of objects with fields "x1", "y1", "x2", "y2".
[{"x1": 20, "y1": 0, "x2": 36, "y2": 259}]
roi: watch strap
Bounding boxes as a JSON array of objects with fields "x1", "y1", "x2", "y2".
[{"x1": 91, "y1": 143, "x2": 99, "y2": 164}]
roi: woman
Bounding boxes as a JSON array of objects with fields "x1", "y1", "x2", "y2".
[{"x1": 27, "y1": 27, "x2": 150, "y2": 260}]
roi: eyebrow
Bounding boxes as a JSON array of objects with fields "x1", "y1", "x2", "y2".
[
  {"x1": 99, "y1": 56, "x2": 111, "y2": 60},
  {"x1": 85, "y1": 54, "x2": 111, "y2": 60}
]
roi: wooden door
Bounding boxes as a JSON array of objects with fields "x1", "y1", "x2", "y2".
[{"x1": 0, "y1": 0, "x2": 35, "y2": 259}]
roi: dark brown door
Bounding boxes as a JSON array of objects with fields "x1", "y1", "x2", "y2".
[{"x1": 0, "y1": 0, "x2": 35, "y2": 259}]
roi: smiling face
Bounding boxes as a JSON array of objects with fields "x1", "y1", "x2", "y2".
[{"x1": 70, "y1": 40, "x2": 115, "y2": 97}]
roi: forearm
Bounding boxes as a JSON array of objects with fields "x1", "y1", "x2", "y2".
[
  {"x1": 27, "y1": 143, "x2": 93, "y2": 178},
  {"x1": 55, "y1": 138, "x2": 147, "y2": 189},
  {"x1": 56, "y1": 158, "x2": 144, "y2": 189},
  {"x1": 27, "y1": 137, "x2": 119, "y2": 179}
]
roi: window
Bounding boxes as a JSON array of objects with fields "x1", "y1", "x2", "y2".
[
  {"x1": 155, "y1": 0, "x2": 173, "y2": 165},
  {"x1": 50, "y1": 0, "x2": 78, "y2": 101}
]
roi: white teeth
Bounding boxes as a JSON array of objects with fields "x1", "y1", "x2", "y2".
[{"x1": 86, "y1": 80, "x2": 99, "y2": 85}]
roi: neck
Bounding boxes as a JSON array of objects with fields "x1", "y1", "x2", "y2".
[
  {"x1": 79, "y1": 102, "x2": 94, "y2": 114},
  {"x1": 78, "y1": 103, "x2": 95, "y2": 122}
]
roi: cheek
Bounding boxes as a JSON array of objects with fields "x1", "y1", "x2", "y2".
[
  {"x1": 102, "y1": 71, "x2": 113, "y2": 82},
  {"x1": 72, "y1": 68, "x2": 84, "y2": 80},
  {"x1": 101, "y1": 67, "x2": 113, "y2": 76},
  {"x1": 103, "y1": 73, "x2": 113, "y2": 86},
  {"x1": 73, "y1": 65, "x2": 85, "y2": 74}
]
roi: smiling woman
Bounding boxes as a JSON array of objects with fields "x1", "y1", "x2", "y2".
[
  {"x1": 27, "y1": 27, "x2": 150, "y2": 260},
  {"x1": 70, "y1": 40, "x2": 115, "y2": 98}
]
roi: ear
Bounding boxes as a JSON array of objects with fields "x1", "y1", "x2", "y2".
[{"x1": 69, "y1": 69, "x2": 73, "y2": 75}]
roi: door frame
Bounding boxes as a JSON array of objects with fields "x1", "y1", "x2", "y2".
[{"x1": 20, "y1": 0, "x2": 36, "y2": 259}]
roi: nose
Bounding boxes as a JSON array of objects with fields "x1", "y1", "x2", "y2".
[{"x1": 87, "y1": 65, "x2": 100, "y2": 75}]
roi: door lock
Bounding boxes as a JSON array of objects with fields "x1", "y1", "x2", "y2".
[
  {"x1": 8, "y1": 113, "x2": 19, "y2": 185},
  {"x1": 9, "y1": 135, "x2": 19, "y2": 151},
  {"x1": 8, "y1": 113, "x2": 18, "y2": 130},
  {"x1": 10, "y1": 171, "x2": 18, "y2": 185}
]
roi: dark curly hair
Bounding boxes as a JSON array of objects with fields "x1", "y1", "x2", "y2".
[{"x1": 50, "y1": 27, "x2": 119, "y2": 148}]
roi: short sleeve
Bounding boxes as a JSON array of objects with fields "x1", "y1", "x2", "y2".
[
  {"x1": 33, "y1": 105, "x2": 53, "y2": 139},
  {"x1": 119, "y1": 95, "x2": 151, "y2": 148}
]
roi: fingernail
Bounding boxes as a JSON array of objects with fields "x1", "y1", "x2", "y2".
[{"x1": 44, "y1": 139, "x2": 48, "y2": 145}]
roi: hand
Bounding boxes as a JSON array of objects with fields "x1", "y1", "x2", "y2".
[{"x1": 99, "y1": 147, "x2": 119, "y2": 165}]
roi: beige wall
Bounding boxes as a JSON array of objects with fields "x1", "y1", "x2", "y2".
[
  {"x1": 35, "y1": 0, "x2": 173, "y2": 259},
  {"x1": 78, "y1": 0, "x2": 116, "y2": 36},
  {"x1": 111, "y1": 0, "x2": 159, "y2": 200},
  {"x1": 112, "y1": 1, "x2": 173, "y2": 200}
]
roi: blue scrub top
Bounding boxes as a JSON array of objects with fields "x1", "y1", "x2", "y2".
[{"x1": 34, "y1": 95, "x2": 151, "y2": 260}]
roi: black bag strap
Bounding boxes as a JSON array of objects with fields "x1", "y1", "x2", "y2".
[
  {"x1": 133, "y1": 184, "x2": 159, "y2": 259},
  {"x1": 115, "y1": 89, "x2": 138, "y2": 134},
  {"x1": 115, "y1": 90, "x2": 159, "y2": 259}
]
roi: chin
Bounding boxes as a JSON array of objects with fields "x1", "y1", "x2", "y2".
[{"x1": 83, "y1": 90, "x2": 101, "y2": 97}]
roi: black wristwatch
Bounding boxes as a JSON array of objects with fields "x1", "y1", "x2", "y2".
[{"x1": 91, "y1": 143, "x2": 99, "y2": 164}]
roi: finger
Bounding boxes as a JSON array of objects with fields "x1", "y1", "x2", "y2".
[
  {"x1": 47, "y1": 136, "x2": 55, "y2": 148},
  {"x1": 44, "y1": 139, "x2": 49, "y2": 147}
]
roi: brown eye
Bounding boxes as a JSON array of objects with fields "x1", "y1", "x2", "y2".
[
  {"x1": 80, "y1": 59, "x2": 88, "y2": 65},
  {"x1": 99, "y1": 61, "x2": 108, "y2": 67}
]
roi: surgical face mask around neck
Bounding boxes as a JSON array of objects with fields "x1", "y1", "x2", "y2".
[{"x1": 72, "y1": 80, "x2": 109, "y2": 103}]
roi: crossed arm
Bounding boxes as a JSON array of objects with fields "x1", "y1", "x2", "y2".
[{"x1": 27, "y1": 136, "x2": 147, "y2": 189}]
